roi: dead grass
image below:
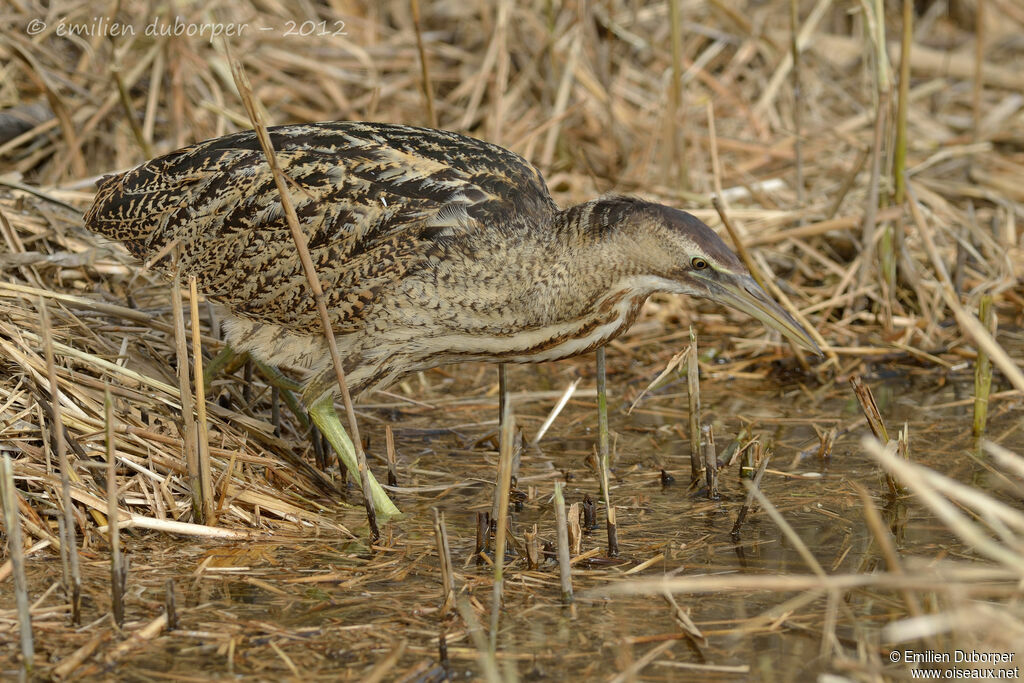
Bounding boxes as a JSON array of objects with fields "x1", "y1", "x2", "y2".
[{"x1": 1, "y1": 0, "x2": 1023, "y2": 679}]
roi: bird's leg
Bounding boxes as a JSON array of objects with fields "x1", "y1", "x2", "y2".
[
  {"x1": 306, "y1": 390, "x2": 401, "y2": 521},
  {"x1": 248, "y1": 359, "x2": 318, "y2": 432},
  {"x1": 206, "y1": 344, "x2": 315, "y2": 431},
  {"x1": 206, "y1": 346, "x2": 399, "y2": 519},
  {"x1": 595, "y1": 347, "x2": 618, "y2": 557},
  {"x1": 203, "y1": 346, "x2": 248, "y2": 395},
  {"x1": 251, "y1": 359, "x2": 303, "y2": 393},
  {"x1": 487, "y1": 363, "x2": 510, "y2": 545}
]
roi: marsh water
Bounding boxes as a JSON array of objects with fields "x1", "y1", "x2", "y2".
[{"x1": 7, "y1": 334, "x2": 1023, "y2": 681}]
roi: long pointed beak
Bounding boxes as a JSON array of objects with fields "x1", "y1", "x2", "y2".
[{"x1": 710, "y1": 273, "x2": 821, "y2": 356}]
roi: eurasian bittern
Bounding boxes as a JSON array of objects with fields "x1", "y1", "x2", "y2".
[{"x1": 85, "y1": 121, "x2": 818, "y2": 520}]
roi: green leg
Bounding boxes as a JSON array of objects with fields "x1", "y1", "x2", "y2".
[
  {"x1": 308, "y1": 393, "x2": 401, "y2": 521},
  {"x1": 252, "y1": 359, "x2": 303, "y2": 393},
  {"x1": 252, "y1": 359, "x2": 313, "y2": 431},
  {"x1": 204, "y1": 346, "x2": 246, "y2": 395},
  {"x1": 208, "y1": 344, "x2": 397, "y2": 516},
  {"x1": 207, "y1": 345, "x2": 313, "y2": 430}
]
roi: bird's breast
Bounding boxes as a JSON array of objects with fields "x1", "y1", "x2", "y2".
[
  {"x1": 510, "y1": 291, "x2": 649, "y2": 362},
  {"x1": 408, "y1": 290, "x2": 650, "y2": 365}
]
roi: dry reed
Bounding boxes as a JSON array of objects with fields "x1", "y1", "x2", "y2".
[{"x1": 1, "y1": 0, "x2": 1022, "y2": 678}]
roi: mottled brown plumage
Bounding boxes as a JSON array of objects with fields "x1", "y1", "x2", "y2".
[{"x1": 85, "y1": 121, "x2": 818, "y2": 517}]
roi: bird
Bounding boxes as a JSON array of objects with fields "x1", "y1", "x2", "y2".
[{"x1": 84, "y1": 121, "x2": 819, "y2": 520}]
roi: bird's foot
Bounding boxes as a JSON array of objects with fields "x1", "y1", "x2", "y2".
[{"x1": 308, "y1": 392, "x2": 402, "y2": 521}]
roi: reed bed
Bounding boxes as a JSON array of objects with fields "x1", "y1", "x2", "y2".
[{"x1": 1, "y1": 0, "x2": 1022, "y2": 679}]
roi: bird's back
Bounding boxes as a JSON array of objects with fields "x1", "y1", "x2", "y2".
[{"x1": 85, "y1": 122, "x2": 558, "y2": 333}]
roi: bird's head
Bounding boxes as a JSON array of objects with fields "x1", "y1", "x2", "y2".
[{"x1": 592, "y1": 197, "x2": 820, "y2": 355}]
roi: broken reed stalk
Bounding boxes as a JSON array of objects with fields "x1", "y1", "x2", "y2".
[
  {"x1": 702, "y1": 424, "x2": 718, "y2": 499},
  {"x1": 228, "y1": 54, "x2": 385, "y2": 535},
  {"x1": 1, "y1": 453, "x2": 34, "y2": 673},
  {"x1": 817, "y1": 427, "x2": 837, "y2": 459},
  {"x1": 433, "y1": 508, "x2": 455, "y2": 616},
  {"x1": 739, "y1": 438, "x2": 758, "y2": 479},
  {"x1": 523, "y1": 524, "x2": 540, "y2": 570},
  {"x1": 475, "y1": 511, "x2": 490, "y2": 559},
  {"x1": 849, "y1": 376, "x2": 889, "y2": 442},
  {"x1": 973, "y1": 294, "x2": 995, "y2": 438},
  {"x1": 567, "y1": 501, "x2": 582, "y2": 555},
  {"x1": 165, "y1": 579, "x2": 178, "y2": 630},
  {"x1": 582, "y1": 493, "x2": 596, "y2": 530},
  {"x1": 189, "y1": 276, "x2": 214, "y2": 524},
  {"x1": 896, "y1": 423, "x2": 910, "y2": 464},
  {"x1": 438, "y1": 629, "x2": 450, "y2": 680},
  {"x1": 497, "y1": 363, "x2": 508, "y2": 434},
  {"x1": 40, "y1": 297, "x2": 81, "y2": 623},
  {"x1": 385, "y1": 424, "x2": 398, "y2": 487},
  {"x1": 56, "y1": 514, "x2": 72, "y2": 604},
  {"x1": 687, "y1": 327, "x2": 702, "y2": 485},
  {"x1": 721, "y1": 427, "x2": 750, "y2": 468},
  {"x1": 242, "y1": 357, "x2": 253, "y2": 405},
  {"x1": 850, "y1": 375, "x2": 901, "y2": 495},
  {"x1": 105, "y1": 388, "x2": 125, "y2": 627},
  {"x1": 730, "y1": 448, "x2": 771, "y2": 537},
  {"x1": 489, "y1": 399, "x2": 515, "y2": 650},
  {"x1": 171, "y1": 266, "x2": 205, "y2": 523},
  {"x1": 595, "y1": 346, "x2": 619, "y2": 557},
  {"x1": 553, "y1": 481, "x2": 573, "y2": 604}
]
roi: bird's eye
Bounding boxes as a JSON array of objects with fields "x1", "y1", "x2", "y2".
[{"x1": 691, "y1": 257, "x2": 708, "y2": 270}]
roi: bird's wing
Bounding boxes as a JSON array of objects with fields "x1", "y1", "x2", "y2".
[{"x1": 85, "y1": 122, "x2": 558, "y2": 332}]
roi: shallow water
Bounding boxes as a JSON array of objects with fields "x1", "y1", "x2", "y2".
[{"x1": 5, "y1": 344, "x2": 1023, "y2": 681}]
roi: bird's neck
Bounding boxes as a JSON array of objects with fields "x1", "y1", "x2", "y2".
[
  {"x1": 547, "y1": 198, "x2": 633, "y2": 245},
  {"x1": 447, "y1": 199, "x2": 658, "y2": 361},
  {"x1": 544, "y1": 198, "x2": 647, "y2": 282},
  {"x1": 522, "y1": 199, "x2": 661, "y2": 319}
]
